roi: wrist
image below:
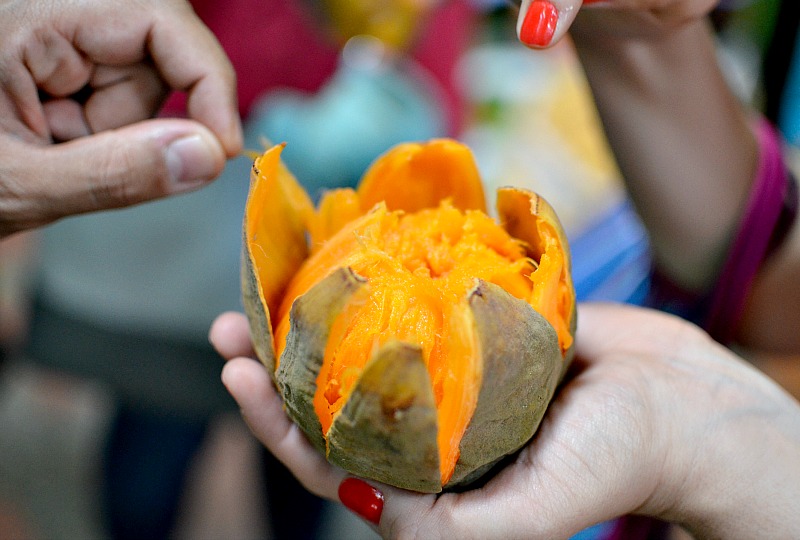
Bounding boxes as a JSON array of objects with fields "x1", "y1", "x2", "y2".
[{"x1": 649, "y1": 343, "x2": 800, "y2": 537}]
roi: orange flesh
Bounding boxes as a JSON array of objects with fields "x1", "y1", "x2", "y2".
[
  {"x1": 275, "y1": 201, "x2": 534, "y2": 484},
  {"x1": 357, "y1": 140, "x2": 488, "y2": 215},
  {"x1": 496, "y1": 188, "x2": 574, "y2": 355},
  {"x1": 246, "y1": 146, "x2": 314, "y2": 318},
  {"x1": 529, "y1": 221, "x2": 573, "y2": 354}
]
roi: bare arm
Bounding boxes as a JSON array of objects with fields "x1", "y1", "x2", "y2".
[
  {"x1": 570, "y1": 16, "x2": 758, "y2": 292},
  {"x1": 568, "y1": 11, "x2": 800, "y2": 353}
]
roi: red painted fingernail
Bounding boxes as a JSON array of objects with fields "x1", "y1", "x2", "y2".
[
  {"x1": 520, "y1": 1, "x2": 559, "y2": 47},
  {"x1": 338, "y1": 478, "x2": 384, "y2": 525}
]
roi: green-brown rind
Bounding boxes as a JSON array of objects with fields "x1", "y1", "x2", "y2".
[
  {"x1": 446, "y1": 280, "x2": 561, "y2": 489},
  {"x1": 274, "y1": 273, "x2": 563, "y2": 493},
  {"x1": 275, "y1": 267, "x2": 366, "y2": 454},
  {"x1": 327, "y1": 341, "x2": 441, "y2": 493},
  {"x1": 242, "y1": 239, "x2": 277, "y2": 375}
]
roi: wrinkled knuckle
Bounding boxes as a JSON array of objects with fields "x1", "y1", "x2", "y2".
[
  {"x1": 0, "y1": 146, "x2": 51, "y2": 234},
  {"x1": 388, "y1": 522, "x2": 425, "y2": 540},
  {"x1": 388, "y1": 506, "x2": 453, "y2": 540},
  {"x1": 384, "y1": 512, "x2": 423, "y2": 540}
]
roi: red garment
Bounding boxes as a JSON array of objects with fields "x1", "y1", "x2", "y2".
[{"x1": 163, "y1": 0, "x2": 476, "y2": 134}]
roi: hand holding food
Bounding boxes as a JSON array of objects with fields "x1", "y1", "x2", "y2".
[{"x1": 212, "y1": 301, "x2": 800, "y2": 539}]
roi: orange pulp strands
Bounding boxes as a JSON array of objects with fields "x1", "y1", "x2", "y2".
[{"x1": 275, "y1": 201, "x2": 534, "y2": 485}]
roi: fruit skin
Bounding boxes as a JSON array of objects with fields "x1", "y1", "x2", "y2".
[
  {"x1": 241, "y1": 246, "x2": 276, "y2": 375},
  {"x1": 275, "y1": 267, "x2": 366, "y2": 454},
  {"x1": 241, "y1": 141, "x2": 574, "y2": 493},
  {"x1": 265, "y1": 266, "x2": 562, "y2": 492},
  {"x1": 448, "y1": 280, "x2": 561, "y2": 489}
]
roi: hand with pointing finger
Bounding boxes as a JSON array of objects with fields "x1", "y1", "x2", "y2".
[{"x1": 0, "y1": 0, "x2": 242, "y2": 237}]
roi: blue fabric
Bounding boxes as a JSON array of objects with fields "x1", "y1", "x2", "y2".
[
  {"x1": 569, "y1": 198, "x2": 651, "y2": 306},
  {"x1": 571, "y1": 520, "x2": 619, "y2": 540}
]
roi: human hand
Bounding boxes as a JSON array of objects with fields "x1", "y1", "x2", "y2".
[
  {"x1": 516, "y1": 0, "x2": 720, "y2": 49},
  {"x1": 0, "y1": 0, "x2": 243, "y2": 237},
  {"x1": 211, "y1": 303, "x2": 800, "y2": 539}
]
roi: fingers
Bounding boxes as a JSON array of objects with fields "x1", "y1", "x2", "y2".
[
  {"x1": 516, "y1": 0, "x2": 723, "y2": 50},
  {"x1": 139, "y1": 2, "x2": 243, "y2": 157},
  {"x1": 3, "y1": 0, "x2": 243, "y2": 156},
  {"x1": 0, "y1": 118, "x2": 225, "y2": 235},
  {"x1": 212, "y1": 317, "x2": 432, "y2": 533},
  {"x1": 87, "y1": 65, "x2": 169, "y2": 132},
  {"x1": 221, "y1": 358, "x2": 346, "y2": 499},
  {"x1": 21, "y1": 23, "x2": 93, "y2": 98},
  {"x1": 42, "y1": 64, "x2": 170, "y2": 141},
  {"x1": 210, "y1": 312, "x2": 338, "y2": 493},
  {"x1": 211, "y1": 313, "x2": 442, "y2": 534},
  {"x1": 76, "y1": 0, "x2": 243, "y2": 156},
  {"x1": 209, "y1": 311, "x2": 255, "y2": 360}
]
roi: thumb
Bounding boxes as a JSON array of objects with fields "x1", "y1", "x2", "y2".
[{"x1": 3, "y1": 118, "x2": 226, "y2": 234}]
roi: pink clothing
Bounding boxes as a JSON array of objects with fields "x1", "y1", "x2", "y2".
[
  {"x1": 647, "y1": 118, "x2": 798, "y2": 346},
  {"x1": 704, "y1": 119, "x2": 797, "y2": 342}
]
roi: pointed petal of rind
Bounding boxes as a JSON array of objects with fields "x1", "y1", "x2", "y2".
[
  {"x1": 496, "y1": 187, "x2": 572, "y2": 273},
  {"x1": 357, "y1": 139, "x2": 487, "y2": 214},
  {"x1": 327, "y1": 341, "x2": 442, "y2": 493},
  {"x1": 244, "y1": 144, "x2": 314, "y2": 319},
  {"x1": 276, "y1": 267, "x2": 366, "y2": 454},
  {"x1": 496, "y1": 187, "x2": 577, "y2": 371},
  {"x1": 446, "y1": 280, "x2": 561, "y2": 489}
]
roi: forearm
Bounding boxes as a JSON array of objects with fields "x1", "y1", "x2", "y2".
[{"x1": 571, "y1": 18, "x2": 758, "y2": 292}]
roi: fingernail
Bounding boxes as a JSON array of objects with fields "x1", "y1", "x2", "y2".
[
  {"x1": 165, "y1": 133, "x2": 219, "y2": 187},
  {"x1": 520, "y1": 1, "x2": 558, "y2": 47},
  {"x1": 338, "y1": 478, "x2": 384, "y2": 525}
]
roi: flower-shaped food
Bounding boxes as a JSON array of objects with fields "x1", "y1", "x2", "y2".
[{"x1": 242, "y1": 139, "x2": 575, "y2": 493}]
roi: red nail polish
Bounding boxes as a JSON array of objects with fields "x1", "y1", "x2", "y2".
[
  {"x1": 339, "y1": 478, "x2": 384, "y2": 525},
  {"x1": 520, "y1": 1, "x2": 558, "y2": 47}
]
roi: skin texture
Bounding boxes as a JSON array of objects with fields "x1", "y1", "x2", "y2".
[
  {"x1": 210, "y1": 303, "x2": 800, "y2": 539},
  {"x1": 0, "y1": 0, "x2": 242, "y2": 237}
]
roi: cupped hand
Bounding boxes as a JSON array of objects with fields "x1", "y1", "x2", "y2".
[
  {"x1": 0, "y1": 0, "x2": 243, "y2": 236},
  {"x1": 516, "y1": 0, "x2": 720, "y2": 49},
  {"x1": 211, "y1": 304, "x2": 800, "y2": 539}
]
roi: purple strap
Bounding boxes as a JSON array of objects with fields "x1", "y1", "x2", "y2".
[
  {"x1": 703, "y1": 119, "x2": 797, "y2": 343},
  {"x1": 647, "y1": 118, "x2": 798, "y2": 345}
]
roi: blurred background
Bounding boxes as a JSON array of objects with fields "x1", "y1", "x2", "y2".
[{"x1": 1, "y1": 0, "x2": 799, "y2": 538}]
